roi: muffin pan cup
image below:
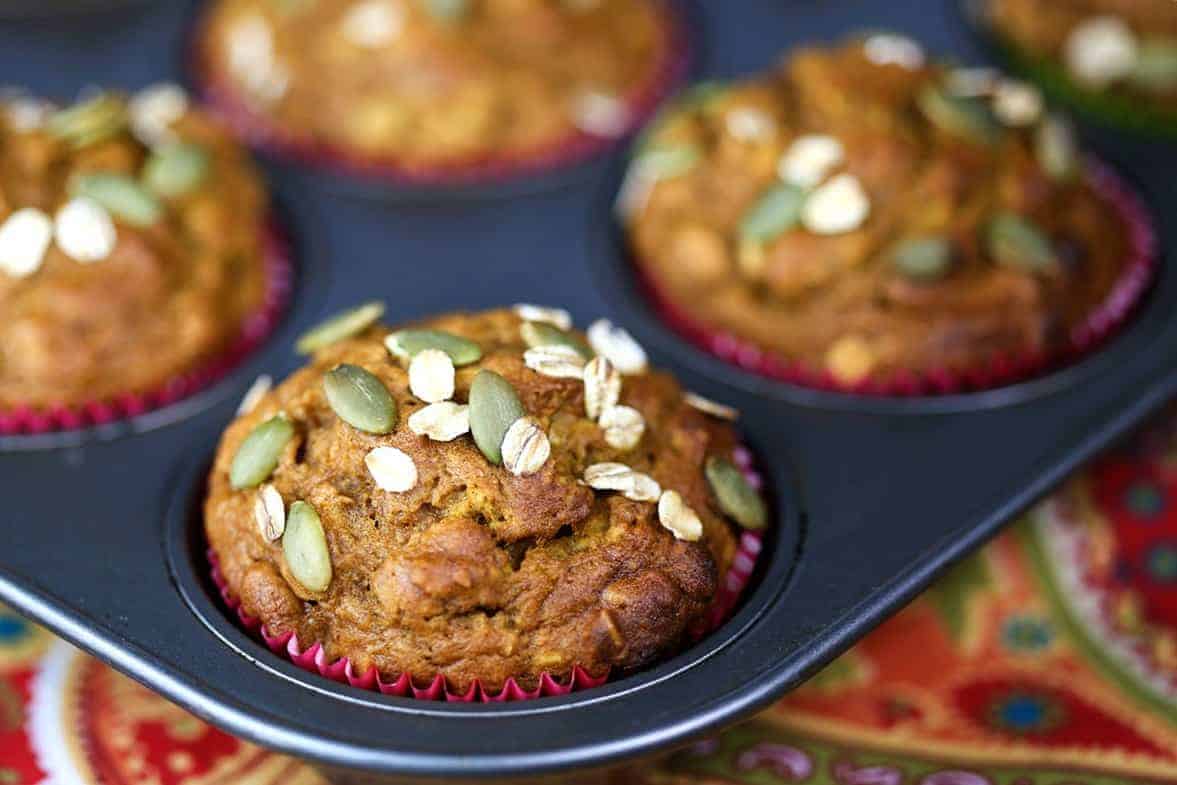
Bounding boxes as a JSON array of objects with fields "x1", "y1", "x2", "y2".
[
  {"x1": 1, "y1": 0, "x2": 1176, "y2": 782},
  {"x1": 621, "y1": 156, "x2": 1159, "y2": 397},
  {"x1": 204, "y1": 448, "x2": 766, "y2": 704},
  {"x1": 0, "y1": 217, "x2": 294, "y2": 448},
  {"x1": 187, "y1": 0, "x2": 695, "y2": 200},
  {"x1": 960, "y1": 0, "x2": 1177, "y2": 139}
]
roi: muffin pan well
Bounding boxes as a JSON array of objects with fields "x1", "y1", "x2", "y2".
[{"x1": 0, "y1": 0, "x2": 1174, "y2": 782}]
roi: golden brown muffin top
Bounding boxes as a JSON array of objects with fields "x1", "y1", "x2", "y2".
[
  {"x1": 199, "y1": 0, "x2": 672, "y2": 163},
  {"x1": 0, "y1": 86, "x2": 269, "y2": 408},
  {"x1": 987, "y1": 0, "x2": 1177, "y2": 101},
  {"x1": 625, "y1": 36, "x2": 1131, "y2": 384},
  {"x1": 205, "y1": 306, "x2": 765, "y2": 692}
]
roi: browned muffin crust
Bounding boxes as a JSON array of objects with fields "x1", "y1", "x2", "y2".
[
  {"x1": 0, "y1": 87, "x2": 268, "y2": 408},
  {"x1": 205, "y1": 308, "x2": 756, "y2": 692},
  {"x1": 199, "y1": 0, "x2": 671, "y2": 165},
  {"x1": 625, "y1": 37, "x2": 1132, "y2": 384},
  {"x1": 987, "y1": 0, "x2": 1177, "y2": 108}
]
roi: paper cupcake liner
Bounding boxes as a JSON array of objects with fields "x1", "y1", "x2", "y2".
[
  {"x1": 964, "y1": 0, "x2": 1177, "y2": 139},
  {"x1": 0, "y1": 218, "x2": 293, "y2": 437},
  {"x1": 633, "y1": 157, "x2": 1158, "y2": 397},
  {"x1": 189, "y1": 1, "x2": 691, "y2": 188},
  {"x1": 207, "y1": 448, "x2": 766, "y2": 703}
]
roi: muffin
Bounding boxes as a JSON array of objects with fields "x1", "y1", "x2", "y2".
[
  {"x1": 194, "y1": 0, "x2": 685, "y2": 183},
  {"x1": 982, "y1": 0, "x2": 1177, "y2": 129},
  {"x1": 205, "y1": 304, "x2": 767, "y2": 695},
  {"x1": 622, "y1": 35, "x2": 1152, "y2": 391},
  {"x1": 0, "y1": 85, "x2": 276, "y2": 418}
]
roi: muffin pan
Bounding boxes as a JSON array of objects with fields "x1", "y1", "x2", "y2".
[{"x1": 0, "y1": 0, "x2": 1174, "y2": 782}]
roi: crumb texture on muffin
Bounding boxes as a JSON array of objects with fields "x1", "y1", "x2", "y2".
[
  {"x1": 205, "y1": 307, "x2": 762, "y2": 692},
  {"x1": 0, "y1": 87, "x2": 269, "y2": 408},
  {"x1": 199, "y1": 0, "x2": 672, "y2": 165},
  {"x1": 624, "y1": 37, "x2": 1135, "y2": 385}
]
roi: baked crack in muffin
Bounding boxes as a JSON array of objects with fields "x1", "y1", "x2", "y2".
[
  {"x1": 984, "y1": 0, "x2": 1177, "y2": 117},
  {"x1": 196, "y1": 0, "x2": 683, "y2": 179},
  {"x1": 623, "y1": 35, "x2": 1146, "y2": 389},
  {"x1": 205, "y1": 305, "x2": 766, "y2": 693},
  {"x1": 0, "y1": 86, "x2": 271, "y2": 411}
]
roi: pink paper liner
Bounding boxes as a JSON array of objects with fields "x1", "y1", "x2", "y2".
[
  {"x1": 207, "y1": 447, "x2": 766, "y2": 703},
  {"x1": 188, "y1": 1, "x2": 691, "y2": 187},
  {"x1": 633, "y1": 157, "x2": 1159, "y2": 397},
  {"x1": 0, "y1": 218, "x2": 293, "y2": 436}
]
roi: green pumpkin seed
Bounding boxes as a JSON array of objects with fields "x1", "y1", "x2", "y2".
[
  {"x1": 295, "y1": 301, "x2": 385, "y2": 355},
  {"x1": 634, "y1": 144, "x2": 701, "y2": 181},
  {"x1": 705, "y1": 456, "x2": 767, "y2": 530},
  {"x1": 986, "y1": 212, "x2": 1056, "y2": 272},
  {"x1": 142, "y1": 143, "x2": 210, "y2": 198},
  {"x1": 421, "y1": 0, "x2": 468, "y2": 23},
  {"x1": 890, "y1": 236, "x2": 954, "y2": 281},
  {"x1": 283, "y1": 501, "x2": 332, "y2": 593},
  {"x1": 520, "y1": 321, "x2": 592, "y2": 359},
  {"x1": 322, "y1": 364, "x2": 396, "y2": 434},
  {"x1": 230, "y1": 414, "x2": 295, "y2": 490},
  {"x1": 1035, "y1": 115, "x2": 1078, "y2": 182},
  {"x1": 918, "y1": 86, "x2": 1001, "y2": 145},
  {"x1": 385, "y1": 328, "x2": 482, "y2": 365},
  {"x1": 739, "y1": 183, "x2": 806, "y2": 243},
  {"x1": 469, "y1": 370, "x2": 524, "y2": 465},
  {"x1": 70, "y1": 173, "x2": 162, "y2": 227},
  {"x1": 1130, "y1": 40, "x2": 1177, "y2": 93},
  {"x1": 47, "y1": 93, "x2": 128, "y2": 149}
]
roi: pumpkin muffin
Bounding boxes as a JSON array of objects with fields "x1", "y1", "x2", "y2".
[
  {"x1": 204, "y1": 304, "x2": 766, "y2": 693},
  {"x1": 623, "y1": 35, "x2": 1143, "y2": 389},
  {"x1": 194, "y1": 0, "x2": 683, "y2": 180},
  {"x1": 983, "y1": 0, "x2": 1177, "y2": 121},
  {"x1": 0, "y1": 85, "x2": 271, "y2": 411}
]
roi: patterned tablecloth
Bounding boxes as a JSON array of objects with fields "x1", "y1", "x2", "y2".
[{"x1": 2, "y1": 413, "x2": 1176, "y2": 785}]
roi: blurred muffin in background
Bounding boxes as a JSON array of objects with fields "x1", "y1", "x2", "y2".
[
  {"x1": 0, "y1": 86, "x2": 272, "y2": 413},
  {"x1": 195, "y1": 0, "x2": 686, "y2": 183},
  {"x1": 622, "y1": 35, "x2": 1152, "y2": 392},
  {"x1": 983, "y1": 0, "x2": 1177, "y2": 127}
]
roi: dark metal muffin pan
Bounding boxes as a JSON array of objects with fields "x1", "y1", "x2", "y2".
[{"x1": 0, "y1": 0, "x2": 1174, "y2": 782}]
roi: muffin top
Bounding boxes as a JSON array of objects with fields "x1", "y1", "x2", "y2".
[
  {"x1": 204, "y1": 306, "x2": 765, "y2": 692},
  {"x1": 987, "y1": 0, "x2": 1177, "y2": 104},
  {"x1": 625, "y1": 36, "x2": 1132, "y2": 384},
  {"x1": 200, "y1": 0, "x2": 673, "y2": 165},
  {"x1": 0, "y1": 87, "x2": 269, "y2": 408}
]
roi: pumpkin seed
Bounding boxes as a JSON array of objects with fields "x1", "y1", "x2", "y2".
[
  {"x1": 890, "y1": 236, "x2": 953, "y2": 281},
  {"x1": 142, "y1": 143, "x2": 210, "y2": 198},
  {"x1": 705, "y1": 456, "x2": 767, "y2": 530},
  {"x1": 385, "y1": 328, "x2": 482, "y2": 365},
  {"x1": 739, "y1": 183, "x2": 806, "y2": 243},
  {"x1": 295, "y1": 301, "x2": 385, "y2": 354},
  {"x1": 46, "y1": 92, "x2": 127, "y2": 149},
  {"x1": 985, "y1": 213, "x2": 1056, "y2": 273},
  {"x1": 1130, "y1": 40, "x2": 1177, "y2": 93},
  {"x1": 917, "y1": 85, "x2": 1001, "y2": 144},
  {"x1": 69, "y1": 173, "x2": 162, "y2": 227},
  {"x1": 421, "y1": 0, "x2": 468, "y2": 23},
  {"x1": 322, "y1": 364, "x2": 396, "y2": 434},
  {"x1": 520, "y1": 321, "x2": 592, "y2": 359},
  {"x1": 1035, "y1": 115, "x2": 1078, "y2": 182},
  {"x1": 230, "y1": 414, "x2": 295, "y2": 489},
  {"x1": 634, "y1": 144, "x2": 701, "y2": 180},
  {"x1": 283, "y1": 501, "x2": 332, "y2": 593},
  {"x1": 469, "y1": 370, "x2": 524, "y2": 465}
]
